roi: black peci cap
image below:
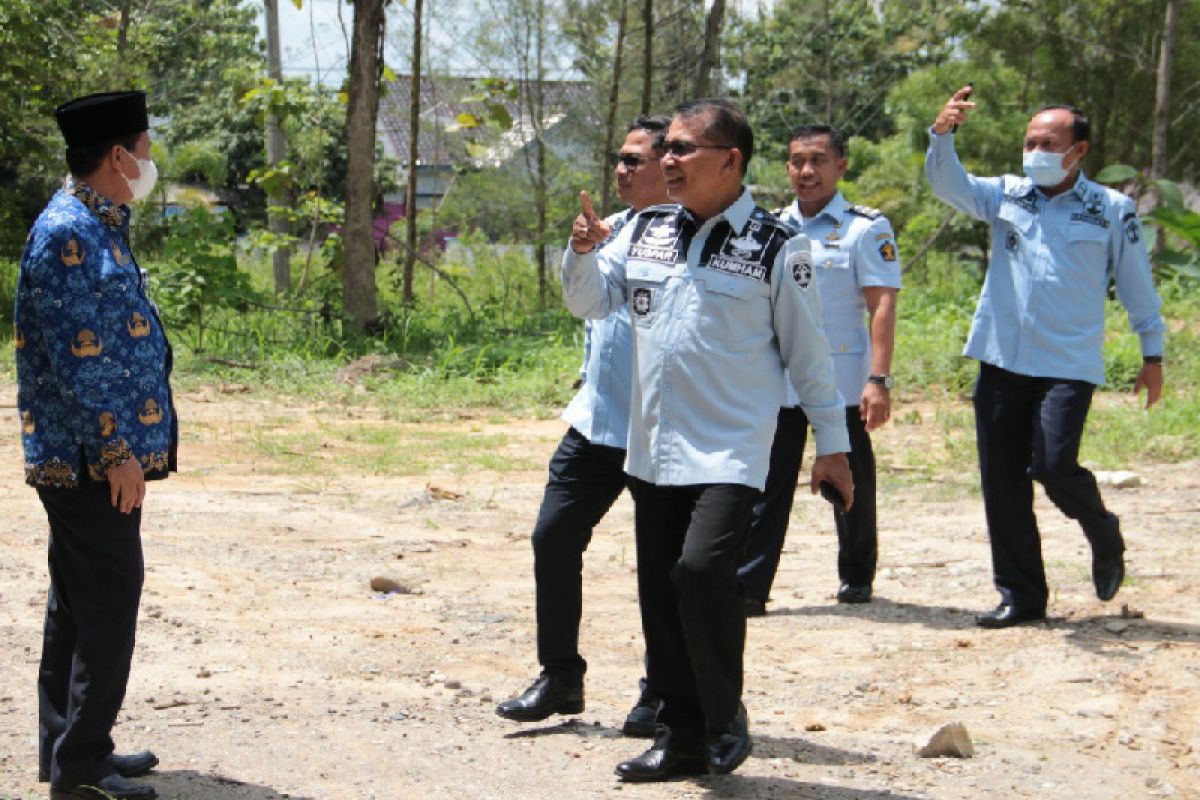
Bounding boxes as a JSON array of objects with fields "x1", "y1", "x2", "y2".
[{"x1": 54, "y1": 91, "x2": 149, "y2": 149}]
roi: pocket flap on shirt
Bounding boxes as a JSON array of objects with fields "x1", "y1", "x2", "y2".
[
  {"x1": 1067, "y1": 220, "x2": 1109, "y2": 242},
  {"x1": 627, "y1": 261, "x2": 676, "y2": 283},
  {"x1": 702, "y1": 273, "x2": 768, "y2": 299},
  {"x1": 997, "y1": 201, "x2": 1035, "y2": 234}
]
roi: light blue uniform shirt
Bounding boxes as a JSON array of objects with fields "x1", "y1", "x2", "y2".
[
  {"x1": 561, "y1": 188, "x2": 849, "y2": 491},
  {"x1": 561, "y1": 209, "x2": 635, "y2": 449},
  {"x1": 926, "y1": 131, "x2": 1164, "y2": 384},
  {"x1": 779, "y1": 193, "x2": 903, "y2": 407}
]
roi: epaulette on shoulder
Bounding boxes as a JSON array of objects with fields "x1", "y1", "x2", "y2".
[{"x1": 846, "y1": 203, "x2": 882, "y2": 220}]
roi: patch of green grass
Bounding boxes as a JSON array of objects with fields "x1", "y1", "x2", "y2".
[{"x1": 249, "y1": 423, "x2": 542, "y2": 476}]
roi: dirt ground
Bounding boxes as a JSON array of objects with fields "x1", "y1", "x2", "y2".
[{"x1": 1, "y1": 382, "x2": 1198, "y2": 800}]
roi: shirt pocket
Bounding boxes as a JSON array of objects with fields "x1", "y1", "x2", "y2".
[
  {"x1": 698, "y1": 273, "x2": 771, "y2": 353},
  {"x1": 627, "y1": 260, "x2": 675, "y2": 328}
]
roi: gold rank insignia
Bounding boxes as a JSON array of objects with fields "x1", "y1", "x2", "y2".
[
  {"x1": 60, "y1": 238, "x2": 84, "y2": 267},
  {"x1": 111, "y1": 237, "x2": 130, "y2": 265},
  {"x1": 138, "y1": 398, "x2": 164, "y2": 425},
  {"x1": 14, "y1": 325, "x2": 25, "y2": 350},
  {"x1": 126, "y1": 311, "x2": 151, "y2": 338},
  {"x1": 71, "y1": 329, "x2": 102, "y2": 357},
  {"x1": 21, "y1": 410, "x2": 35, "y2": 434},
  {"x1": 879, "y1": 241, "x2": 897, "y2": 262},
  {"x1": 99, "y1": 411, "x2": 118, "y2": 437},
  {"x1": 825, "y1": 227, "x2": 841, "y2": 243}
]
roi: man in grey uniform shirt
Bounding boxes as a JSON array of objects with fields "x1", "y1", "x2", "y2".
[
  {"x1": 927, "y1": 87, "x2": 1164, "y2": 627},
  {"x1": 739, "y1": 124, "x2": 901, "y2": 613},
  {"x1": 562, "y1": 99, "x2": 853, "y2": 781}
]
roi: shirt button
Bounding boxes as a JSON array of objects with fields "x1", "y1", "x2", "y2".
[{"x1": 826, "y1": 259, "x2": 833, "y2": 267}]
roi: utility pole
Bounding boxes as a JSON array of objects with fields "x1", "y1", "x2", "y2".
[{"x1": 265, "y1": 0, "x2": 292, "y2": 293}]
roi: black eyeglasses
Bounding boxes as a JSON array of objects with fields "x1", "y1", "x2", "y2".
[
  {"x1": 660, "y1": 140, "x2": 734, "y2": 158},
  {"x1": 610, "y1": 152, "x2": 660, "y2": 169}
]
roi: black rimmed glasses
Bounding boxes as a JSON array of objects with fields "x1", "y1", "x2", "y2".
[
  {"x1": 660, "y1": 139, "x2": 734, "y2": 158},
  {"x1": 610, "y1": 152, "x2": 660, "y2": 169}
]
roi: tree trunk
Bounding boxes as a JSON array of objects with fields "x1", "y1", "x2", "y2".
[
  {"x1": 403, "y1": 0, "x2": 424, "y2": 305},
  {"x1": 264, "y1": 0, "x2": 292, "y2": 293},
  {"x1": 641, "y1": 0, "x2": 652, "y2": 114},
  {"x1": 1151, "y1": 0, "x2": 1180, "y2": 181},
  {"x1": 694, "y1": 0, "x2": 725, "y2": 98},
  {"x1": 343, "y1": 0, "x2": 387, "y2": 329},
  {"x1": 600, "y1": 0, "x2": 629, "y2": 216},
  {"x1": 534, "y1": 0, "x2": 548, "y2": 307}
]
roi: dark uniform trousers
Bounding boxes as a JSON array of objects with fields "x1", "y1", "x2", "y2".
[
  {"x1": 627, "y1": 478, "x2": 758, "y2": 747},
  {"x1": 37, "y1": 479, "x2": 144, "y2": 788},
  {"x1": 973, "y1": 363, "x2": 1123, "y2": 612},
  {"x1": 532, "y1": 427, "x2": 628, "y2": 685},
  {"x1": 738, "y1": 405, "x2": 877, "y2": 603}
]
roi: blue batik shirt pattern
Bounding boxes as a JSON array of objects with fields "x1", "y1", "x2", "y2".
[
  {"x1": 561, "y1": 209, "x2": 635, "y2": 449},
  {"x1": 15, "y1": 178, "x2": 176, "y2": 487}
]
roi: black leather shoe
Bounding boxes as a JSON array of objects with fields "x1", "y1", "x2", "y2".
[
  {"x1": 615, "y1": 727, "x2": 706, "y2": 782},
  {"x1": 975, "y1": 603, "x2": 1046, "y2": 629},
  {"x1": 744, "y1": 597, "x2": 767, "y2": 617},
  {"x1": 621, "y1": 685, "x2": 662, "y2": 737},
  {"x1": 836, "y1": 583, "x2": 872, "y2": 604},
  {"x1": 50, "y1": 774, "x2": 157, "y2": 799},
  {"x1": 40, "y1": 751, "x2": 159, "y2": 783},
  {"x1": 706, "y1": 703, "x2": 752, "y2": 775},
  {"x1": 495, "y1": 674, "x2": 584, "y2": 722},
  {"x1": 1092, "y1": 553, "x2": 1125, "y2": 602}
]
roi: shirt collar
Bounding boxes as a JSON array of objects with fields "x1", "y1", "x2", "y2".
[
  {"x1": 791, "y1": 191, "x2": 846, "y2": 226},
  {"x1": 716, "y1": 187, "x2": 757, "y2": 234},
  {"x1": 63, "y1": 176, "x2": 130, "y2": 232},
  {"x1": 1068, "y1": 171, "x2": 1091, "y2": 200}
]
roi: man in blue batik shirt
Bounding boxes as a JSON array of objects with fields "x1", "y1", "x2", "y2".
[
  {"x1": 926, "y1": 87, "x2": 1165, "y2": 629},
  {"x1": 496, "y1": 116, "x2": 672, "y2": 735},
  {"x1": 16, "y1": 91, "x2": 174, "y2": 800}
]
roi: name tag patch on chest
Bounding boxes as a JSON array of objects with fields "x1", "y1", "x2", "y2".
[
  {"x1": 1070, "y1": 212, "x2": 1110, "y2": 228},
  {"x1": 708, "y1": 223, "x2": 771, "y2": 282},
  {"x1": 629, "y1": 219, "x2": 681, "y2": 264}
]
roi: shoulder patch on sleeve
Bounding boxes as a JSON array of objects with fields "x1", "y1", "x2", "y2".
[
  {"x1": 878, "y1": 241, "x2": 897, "y2": 262},
  {"x1": 847, "y1": 203, "x2": 882, "y2": 220},
  {"x1": 1122, "y1": 211, "x2": 1141, "y2": 244},
  {"x1": 787, "y1": 249, "x2": 814, "y2": 290}
]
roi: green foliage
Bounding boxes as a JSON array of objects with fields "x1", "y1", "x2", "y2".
[
  {"x1": 154, "y1": 208, "x2": 257, "y2": 351},
  {"x1": 729, "y1": 0, "x2": 970, "y2": 161}
]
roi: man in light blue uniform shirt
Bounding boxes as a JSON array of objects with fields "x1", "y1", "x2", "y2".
[
  {"x1": 496, "y1": 116, "x2": 673, "y2": 733},
  {"x1": 740, "y1": 124, "x2": 901, "y2": 613},
  {"x1": 563, "y1": 99, "x2": 853, "y2": 781},
  {"x1": 927, "y1": 87, "x2": 1165, "y2": 628}
]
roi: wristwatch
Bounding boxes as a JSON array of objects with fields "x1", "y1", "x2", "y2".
[{"x1": 868, "y1": 374, "x2": 895, "y2": 389}]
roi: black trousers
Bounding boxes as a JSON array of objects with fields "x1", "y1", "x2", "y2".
[
  {"x1": 37, "y1": 480, "x2": 144, "y2": 788},
  {"x1": 627, "y1": 478, "x2": 758, "y2": 747},
  {"x1": 532, "y1": 427, "x2": 628, "y2": 684},
  {"x1": 738, "y1": 405, "x2": 878, "y2": 603},
  {"x1": 973, "y1": 363, "x2": 1122, "y2": 612}
]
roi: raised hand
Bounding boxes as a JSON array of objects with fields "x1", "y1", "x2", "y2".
[
  {"x1": 933, "y1": 85, "x2": 976, "y2": 135},
  {"x1": 570, "y1": 190, "x2": 613, "y2": 254}
]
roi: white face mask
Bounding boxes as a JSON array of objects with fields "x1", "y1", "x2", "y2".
[
  {"x1": 1022, "y1": 145, "x2": 1076, "y2": 187},
  {"x1": 121, "y1": 148, "x2": 158, "y2": 201}
]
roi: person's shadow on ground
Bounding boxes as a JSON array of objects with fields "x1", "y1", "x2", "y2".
[{"x1": 142, "y1": 770, "x2": 313, "y2": 800}]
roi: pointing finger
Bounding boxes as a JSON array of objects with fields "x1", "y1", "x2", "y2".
[{"x1": 580, "y1": 190, "x2": 598, "y2": 222}]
